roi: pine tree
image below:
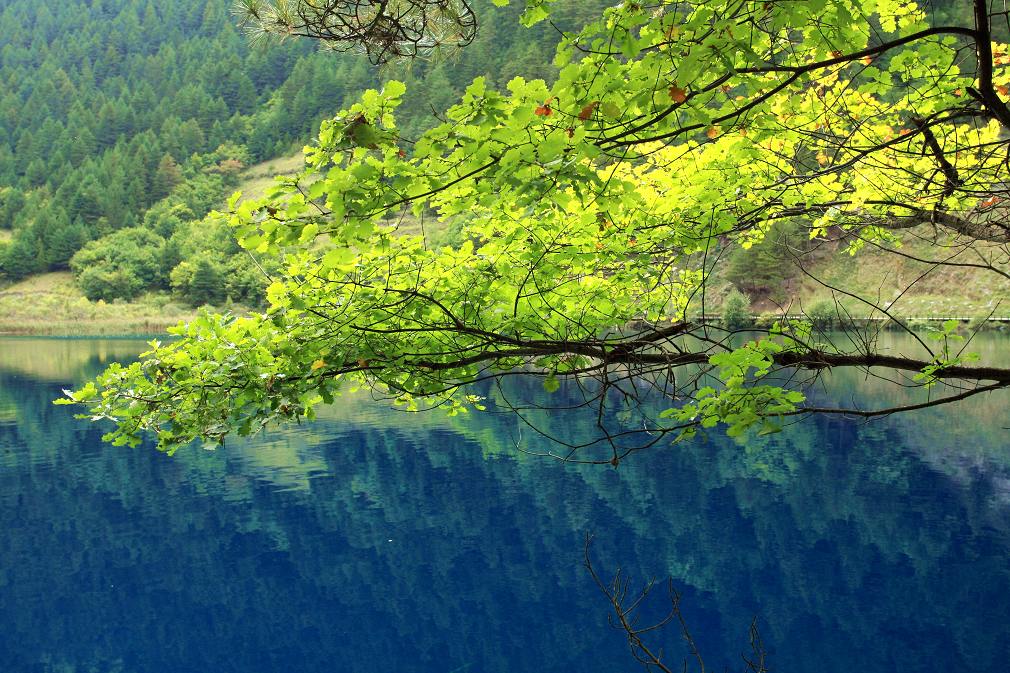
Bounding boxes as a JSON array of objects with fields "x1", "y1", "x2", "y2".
[
  {"x1": 152, "y1": 154, "x2": 183, "y2": 200},
  {"x1": 43, "y1": 210, "x2": 88, "y2": 269},
  {"x1": 0, "y1": 233, "x2": 43, "y2": 280}
]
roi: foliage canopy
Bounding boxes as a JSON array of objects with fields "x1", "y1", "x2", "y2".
[{"x1": 65, "y1": 0, "x2": 1010, "y2": 458}]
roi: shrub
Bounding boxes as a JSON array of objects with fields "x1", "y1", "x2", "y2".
[
  {"x1": 76, "y1": 266, "x2": 146, "y2": 302},
  {"x1": 0, "y1": 234, "x2": 43, "y2": 280},
  {"x1": 223, "y1": 255, "x2": 274, "y2": 307},
  {"x1": 807, "y1": 299, "x2": 838, "y2": 328},
  {"x1": 722, "y1": 288, "x2": 752, "y2": 330},
  {"x1": 188, "y1": 258, "x2": 225, "y2": 306},
  {"x1": 142, "y1": 200, "x2": 194, "y2": 238},
  {"x1": 171, "y1": 255, "x2": 228, "y2": 307},
  {"x1": 70, "y1": 228, "x2": 167, "y2": 301}
]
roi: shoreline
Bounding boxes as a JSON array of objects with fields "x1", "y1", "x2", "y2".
[
  {"x1": 0, "y1": 273, "x2": 209, "y2": 338},
  {"x1": 5, "y1": 315, "x2": 1010, "y2": 339},
  {"x1": 0, "y1": 317, "x2": 193, "y2": 338}
]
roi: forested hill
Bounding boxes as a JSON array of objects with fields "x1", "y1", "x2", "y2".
[
  {"x1": 0, "y1": 0, "x2": 311, "y2": 280},
  {"x1": 0, "y1": 0, "x2": 608, "y2": 292}
]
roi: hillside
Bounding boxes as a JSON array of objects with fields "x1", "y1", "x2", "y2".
[
  {"x1": 711, "y1": 224, "x2": 1010, "y2": 324},
  {"x1": 0, "y1": 0, "x2": 317, "y2": 278}
]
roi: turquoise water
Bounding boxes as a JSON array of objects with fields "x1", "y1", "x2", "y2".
[{"x1": 1, "y1": 336, "x2": 1009, "y2": 672}]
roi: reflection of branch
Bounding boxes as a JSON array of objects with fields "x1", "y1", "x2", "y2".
[
  {"x1": 795, "y1": 382, "x2": 1005, "y2": 418},
  {"x1": 584, "y1": 535, "x2": 768, "y2": 673}
]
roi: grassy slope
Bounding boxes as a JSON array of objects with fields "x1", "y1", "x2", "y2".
[
  {"x1": 0, "y1": 272, "x2": 197, "y2": 336},
  {"x1": 233, "y1": 152, "x2": 307, "y2": 203},
  {"x1": 742, "y1": 231, "x2": 1010, "y2": 320}
]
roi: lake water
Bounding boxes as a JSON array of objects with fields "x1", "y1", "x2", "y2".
[{"x1": 1, "y1": 336, "x2": 1009, "y2": 672}]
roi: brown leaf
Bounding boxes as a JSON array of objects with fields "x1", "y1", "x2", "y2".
[{"x1": 578, "y1": 101, "x2": 599, "y2": 120}]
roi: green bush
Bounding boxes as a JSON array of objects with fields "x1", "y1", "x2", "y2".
[
  {"x1": 75, "y1": 266, "x2": 147, "y2": 302},
  {"x1": 222, "y1": 256, "x2": 274, "y2": 306},
  {"x1": 722, "y1": 288, "x2": 752, "y2": 330},
  {"x1": 70, "y1": 228, "x2": 167, "y2": 301},
  {"x1": 188, "y1": 258, "x2": 225, "y2": 306},
  {"x1": 142, "y1": 201, "x2": 194, "y2": 238},
  {"x1": 170, "y1": 253, "x2": 271, "y2": 307},
  {"x1": 167, "y1": 215, "x2": 242, "y2": 260},
  {"x1": 807, "y1": 299, "x2": 838, "y2": 328}
]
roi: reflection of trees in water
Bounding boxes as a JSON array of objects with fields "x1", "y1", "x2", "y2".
[
  {"x1": 0, "y1": 338, "x2": 152, "y2": 382},
  {"x1": 2, "y1": 339, "x2": 1010, "y2": 672}
]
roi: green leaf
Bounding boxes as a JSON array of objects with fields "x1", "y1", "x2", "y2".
[
  {"x1": 537, "y1": 130, "x2": 567, "y2": 163},
  {"x1": 322, "y1": 247, "x2": 355, "y2": 268},
  {"x1": 384, "y1": 80, "x2": 406, "y2": 98}
]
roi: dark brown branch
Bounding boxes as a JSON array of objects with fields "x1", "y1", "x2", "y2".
[
  {"x1": 236, "y1": 0, "x2": 478, "y2": 64},
  {"x1": 334, "y1": 334, "x2": 1010, "y2": 385},
  {"x1": 911, "y1": 116, "x2": 961, "y2": 197},
  {"x1": 974, "y1": 0, "x2": 1010, "y2": 128},
  {"x1": 880, "y1": 208, "x2": 1010, "y2": 244}
]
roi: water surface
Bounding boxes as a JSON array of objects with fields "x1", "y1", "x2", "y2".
[{"x1": 1, "y1": 336, "x2": 1009, "y2": 672}]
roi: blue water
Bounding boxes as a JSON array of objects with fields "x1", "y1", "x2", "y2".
[{"x1": 1, "y1": 337, "x2": 1009, "y2": 672}]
